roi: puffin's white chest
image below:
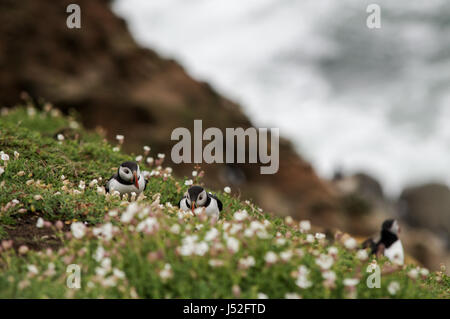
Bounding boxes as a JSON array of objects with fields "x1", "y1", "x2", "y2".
[
  {"x1": 108, "y1": 175, "x2": 145, "y2": 195},
  {"x1": 203, "y1": 197, "x2": 220, "y2": 218},
  {"x1": 384, "y1": 240, "x2": 404, "y2": 265},
  {"x1": 179, "y1": 197, "x2": 220, "y2": 218}
]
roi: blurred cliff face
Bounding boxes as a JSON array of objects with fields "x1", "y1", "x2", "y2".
[{"x1": 0, "y1": 0, "x2": 448, "y2": 272}]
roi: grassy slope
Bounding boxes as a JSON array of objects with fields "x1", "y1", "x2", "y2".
[{"x1": 0, "y1": 105, "x2": 448, "y2": 298}]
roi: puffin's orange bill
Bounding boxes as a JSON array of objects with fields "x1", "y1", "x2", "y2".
[{"x1": 133, "y1": 171, "x2": 139, "y2": 188}]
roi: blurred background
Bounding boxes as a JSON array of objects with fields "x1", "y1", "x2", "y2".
[{"x1": 0, "y1": 0, "x2": 448, "y2": 272}]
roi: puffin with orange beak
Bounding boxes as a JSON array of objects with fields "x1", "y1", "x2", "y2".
[
  {"x1": 106, "y1": 161, "x2": 147, "y2": 196},
  {"x1": 362, "y1": 219, "x2": 404, "y2": 265},
  {"x1": 178, "y1": 185, "x2": 223, "y2": 218}
]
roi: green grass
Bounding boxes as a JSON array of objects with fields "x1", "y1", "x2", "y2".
[{"x1": 0, "y1": 104, "x2": 448, "y2": 299}]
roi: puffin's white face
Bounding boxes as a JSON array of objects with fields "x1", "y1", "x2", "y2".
[
  {"x1": 119, "y1": 166, "x2": 133, "y2": 182},
  {"x1": 185, "y1": 190, "x2": 207, "y2": 207},
  {"x1": 119, "y1": 164, "x2": 140, "y2": 184},
  {"x1": 391, "y1": 220, "x2": 400, "y2": 235},
  {"x1": 196, "y1": 190, "x2": 208, "y2": 206}
]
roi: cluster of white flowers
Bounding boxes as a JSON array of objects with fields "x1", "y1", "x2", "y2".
[
  {"x1": 178, "y1": 235, "x2": 209, "y2": 257},
  {"x1": 238, "y1": 256, "x2": 256, "y2": 269},
  {"x1": 159, "y1": 263, "x2": 173, "y2": 281},
  {"x1": 93, "y1": 222, "x2": 115, "y2": 241},
  {"x1": 387, "y1": 281, "x2": 400, "y2": 295},
  {"x1": 265, "y1": 251, "x2": 278, "y2": 264},
  {"x1": 233, "y1": 210, "x2": 248, "y2": 221},
  {"x1": 356, "y1": 249, "x2": 368, "y2": 261},
  {"x1": 71, "y1": 222, "x2": 87, "y2": 239},
  {"x1": 295, "y1": 265, "x2": 312, "y2": 289},
  {"x1": 299, "y1": 220, "x2": 311, "y2": 233},
  {"x1": 344, "y1": 237, "x2": 357, "y2": 250},
  {"x1": 315, "y1": 254, "x2": 334, "y2": 270}
]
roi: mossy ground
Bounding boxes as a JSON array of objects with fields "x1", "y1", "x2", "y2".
[{"x1": 0, "y1": 104, "x2": 448, "y2": 299}]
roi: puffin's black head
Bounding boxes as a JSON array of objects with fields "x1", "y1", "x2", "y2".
[
  {"x1": 382, "y1": 219, "x2": 400, "y2": 235},
  {"x1": 118, "y1": 161, "x2": 140, "y2": 188},
  {"x1": 185, "y1": 185, "x2": 208, "y2": 211}
]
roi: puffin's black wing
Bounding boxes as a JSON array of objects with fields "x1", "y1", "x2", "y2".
[
  {"x1": 362, "y1": 238, "x2": 377, "y2": 255},
  {"x1": 105, "y1": 173, "x2": 118, "y2": 193},
  {"x1": 144, "y1": 178, "x2": 148, "y2": 191},
  {"x1": 208, "y1": 193, "x2": 223, "y2": 211},
  {"x1": 177, "y1": 195, "x2": 191, "y2": 208}
]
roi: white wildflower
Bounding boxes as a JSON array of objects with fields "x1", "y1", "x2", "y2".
[
  {"x1": 265, "y1": 251, "x2": 278, "y2": 264},
  {"x1": 315, "y1": 232, "x2": 326, "y2": 240},
  {"x1": 257, "y1": 293, "x2": 268, "y2": 299},
  {"x1": 57, "y1": 134, "x2": 65, "y2": 141},
  {"x1": 192, "y1": 170, "x2": 198, "y2": 177},
  {"x1": 36, "y1": 217, "x2": 44, "y2": 228},
  {"x1": 89, "y1": 179, "x2": 98, "y2": 187},
  {"x1": 387, "y1": 281, "x2": 400, "y2": 295},
  {"x1": 306, "y1": 234, "x2": 315, "y2": 243},
  {"x1": 204, "y1": 228, "x2": 219, "y2": 241},
  {"x1": 71, "y1": 222, "x2": 86, "y2": 239},
  {"x1": 184, "y1": 179, "x2": 193, "y2": 186},
  {"x1": 159, "y1": 264, "x2": 173, "y2": 280},
  {"x1": 94, "y1": 245, "x2": 105, "y2": 262},
  {"x1": 226, "y1": 237, "x2": 239, "y2": 253},
  {"x1": 170, "y1": 224, "x2": 181, "y2": 234},
  {"x1": 224, "y1": 186, "x2": 231, "y2": 194},
  {"x1": 299, "y1": 220, "x2": 311, "y2": 233},
  {"x1": 239, "y1": 256, "x2": 256, "y2": 269},
  {"x1": 408, "y1": 268, "x2": 419, "y2": 279},
  {"x1": 27, "y1": 264, "x2": 39, "y2": 275},
  {"x1": 328, "y1": 246, "x2": 338, "y2": 256},
  {"x1": 135, "y1": 155, "x2": 143, "y2": 162},
  {"x1": 296, "y1": 265, "x2": 312, "y2": 288},
  {"x1": 280, "y1": 250, "x2": 293, "y2": 262},
  {"x1": 113, "y1": 268, "x2": 126, "y2": 279},
  {"x1": 343, "y1": 278, "x2": 359, "y2": 287},
  {"x1": 285, "y1": 293, "x2": 301, "y2": 299},
  {"x1": 315, "y1": 254, "x2": 334, "y2": 270},
  {"x1": 136, "y1": 217, "x2": 158, "y2": 233},
  {"x1": 356, "y1": 249, "x2": 368, "y2": 261},
  {"x1": 233, "y1": 210, "x2": 248, "y2": 221},
  {"x1": 344, "y1": 237, "x2": 357, "y2": 250},
  {"x1": 420, "y1": 268, "x2": 429, "y2": 277}
]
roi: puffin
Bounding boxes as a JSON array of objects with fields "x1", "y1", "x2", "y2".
[
  {"x1": 362, "y1": 219, "x2": 404, "y2": 265},
  {"x1": 178, "y1": 185, "x2": 223, "y2": 218},
  {"x1": 106, "y1": 161, "x2": 147, "y2": 196}
]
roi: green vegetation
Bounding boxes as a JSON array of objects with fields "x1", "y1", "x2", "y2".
[{"x1": 0, "y1": 105, "x2": 448, "y2": 298}]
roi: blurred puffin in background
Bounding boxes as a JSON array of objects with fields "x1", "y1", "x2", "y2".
[{"x1": 363, "y1": 219, "x2": 404, "y2": 265}]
